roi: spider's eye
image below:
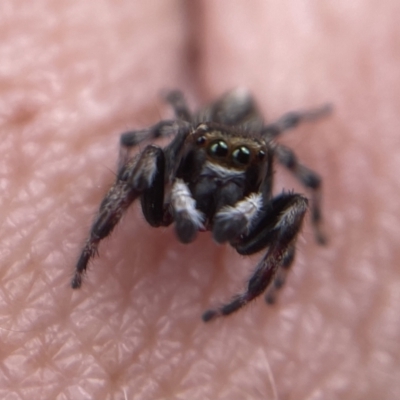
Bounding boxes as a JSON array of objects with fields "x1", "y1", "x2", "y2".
[
  {"x1": 258, "y1": 150, "x2": 266, "y2": 160},
  {"x1": 196, "y1": 135, "x2": 207, "y2": 145},
  {"x1": 209, "y1": 140, "x2": 229, "y2": 158},
  {"x1": 232, "y1": 146, "x2": 251, "y2": 165}
]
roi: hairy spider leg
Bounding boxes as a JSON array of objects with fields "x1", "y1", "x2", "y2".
[
  {"x1": 262, "y1": 104, "x2": 332, "y2": 139},
  {"x1": 273, "y1": 143, "x2": 326, "y2": 244},
  {"x1": 259, "y1": 104, "x2": 330, "y2": 244},
  {"x1": 264, "y1": 243, "x2": 296, "y2": 304},
  {"x1": 139, "y1": 118, "x2": 204, "y2": 233},
  {"x1": 202, "y1": 193, "x2": 308, "y2": 322},
  {"x1": 72, "y1": 122, "x2": 191, "y2": 289},
  {"x1": 72, "y1": 145, "x2": 163, "y2": 289},
  {"x1": 118, "y1": 90, "x2": 191, "y2": 166},
  {"x1": 163, "y1": 90, "x2": 192, "y2": 121},
  {"x1": 119, "y1": 120, "x2": 177, "y2": 172},
  {"x1": 129, "y1": 119, "x2": 193, "y2": 229}
]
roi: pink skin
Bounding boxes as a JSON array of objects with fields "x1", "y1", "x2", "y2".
[{"x1": 1, "y1": 1, "x2": 400, "y2": 399}]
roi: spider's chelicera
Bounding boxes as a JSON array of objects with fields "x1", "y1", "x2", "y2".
[{"x1": 72, "y1": 89, "x2": 330, "y2": 322}]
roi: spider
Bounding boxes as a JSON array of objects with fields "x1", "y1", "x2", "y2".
[{"x1": 72, "y1": 89, "x2": 330, "y2": 322}]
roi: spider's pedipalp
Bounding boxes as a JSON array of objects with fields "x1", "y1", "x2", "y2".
[
  {"x1": 212, "y1": 192, "x2": 263, "y2": 243},
  {"x1": 170, "y1": 179, "x2": 204, "y2": 243}
]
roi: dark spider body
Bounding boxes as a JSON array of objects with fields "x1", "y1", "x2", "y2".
[{"x1": 72, "y1": 89, "x2": 330, "y2": 322}]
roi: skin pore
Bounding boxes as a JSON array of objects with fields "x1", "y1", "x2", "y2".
[{"x1": 1, "y1": 1, "x2": 399, "y2": 399}]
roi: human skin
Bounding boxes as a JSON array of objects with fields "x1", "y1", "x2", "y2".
[{"x1": 1, "y1": 1, "x2": 400, "y2": 399}]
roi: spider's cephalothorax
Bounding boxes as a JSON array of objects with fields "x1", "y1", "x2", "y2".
[{"x1": 72, "y1": 89, "x2": 330, "y2": 322}]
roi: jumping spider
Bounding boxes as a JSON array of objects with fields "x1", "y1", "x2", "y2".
[{"x1": 72, "y1": 89, "x2": 330, "y2": 322}]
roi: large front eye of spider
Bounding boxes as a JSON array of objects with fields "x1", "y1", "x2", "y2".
[
  {"x1": 232, "y1": 146, "x2": 251, "y2": 165},
  {"x1": 208, "y1": 140, "x2": 229, "y2": 158}
]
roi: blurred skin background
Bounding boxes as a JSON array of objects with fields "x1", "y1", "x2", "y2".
[{"x1": 0, "y1": 1, "x2": 399, "y2": 399}]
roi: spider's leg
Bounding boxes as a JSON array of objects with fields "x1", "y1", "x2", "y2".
[
  {"x1": 72, "y1": 145, "x2": 165, "y2": 289},
  {"x1": 262, "y1": 104, "x2": 331, "y2": 139},
  {"x1": 264, "y1": 243, "x2": 296, "y2": 304},
  {"x1": 273, "y1": 143, "x2": 326, "y2": 244},
  {"x1": 170, "y1": 179, "x2": 204, "y2": 243},
  {"x1": 163, "y1": 90, "x2": 192, "y2": 121},
  {"x1": 139, "y1": 149, "x2": 166, "y2": 227},
  {"x1": 140, "y1": 122, "x2": 193, "y2": 228},
  {"x1": 202, "y1": 193, "x2": 308, "y2": 322},
  {"x1": 119, "y1": 119, "x2": 179, "y2": 172}
]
